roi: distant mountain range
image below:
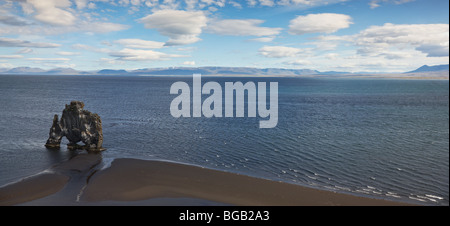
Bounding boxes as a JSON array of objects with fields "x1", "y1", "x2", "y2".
[
  {"x1": 0, "y1": 66, "x2": 326, "y2": 76},
  {"x1": 405, "y1": 64, "x2": 449, "y2": 73},
  {"x1": 0, "y1": 64, "x2": 448, "y2": 76}
]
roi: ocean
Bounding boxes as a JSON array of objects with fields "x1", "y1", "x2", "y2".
[{"x1": 0, "y1": 75, "x2": 448, "y2": 205}]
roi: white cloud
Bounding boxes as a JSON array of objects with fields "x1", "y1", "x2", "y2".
[
  {"x1": 259, "y1": 0, "x2": 275, "y2": 6},
  {"x1": 244, "y1": 0, "x2": 350, "y2": 7},
  {"x1": 184, "y1": 0, "x2": 198, "y2": 10},
  {"x1": 114, "y1": 39, "x2": 165, "y2": 49},
  {"x1": 248, "y1": 36, "x2": 276, "y2": 42},
  {"x1": 139, "y1": 10, "x2": 207, "y2": 46},
  {"x1": 229, "y1": 1, "x2": 243, "y2": 8},
  {"x1": 208, "y1": 19, "x2": 282, "y2": 36},
  {"x1": 0, "y1": 55, "x2": 24, "y2": 59},
  {"x1": 208, "y1": 6, "x2": 218, "y2": 12},
  {"x1": 259, "y1": 46, "x2": 303, "y2": 58},
  {"x1": 324, "y1": 53, "x2": 339, "y2": 60},
  {"x1": 289, "y1": 13, "x2": 353, "y2": 35},
  {"x1": 305, "y1": 23, "x2": 449, "y2": 72},
  {"x1": 56, "y1": 51, "x2": 81, "y2": 56},
  {"x1": 0, "y1": 20, "x2": 129, "y2": 35},
  {"x1": 199, "y1": 0, "x2": 226, "y2": 7},
  {"x1": 214, "y1": 0, "x2": 226, "y2": 7},
  {"x1": 369, "y1": 0, "x2": 415, "y2": 9},
  {"x1": 17, "y1": 48, "x2": 33, "y2": 54},
  {"x1": 72, "y1": 44, "x2": 91, "y2": 50},
  {"x1": 369, "y1": 0, "x2": 380, "y2": 8},
  {"x1": 379, "y1": 51, "x2": 414, "y2": 59},
  {"x1": 0, "y1": 63, "x2": 14, "y2": 68},
  {"x1": 0, "y1": 14, "x2": 34, "y2": 26},
  {"x1": 18, "y1": 1, "x2": 34, "y2": 14},
  {"x1": 1, "y1": 1, "x2": 128, "y2": 35},
  {"x1": 247, "y1": 0, "x2": 258, "y2": 6},
  {"x1": 0, "y1": 37, "x2": 60, "y2": 48},
  {"x1": 312, "y1": 35, "x2": 350, "y2": 42},
  {"x1": 109, "y1": 48, "x2": 187, "y2": 61},
  {"x1": 43, "y1": 63, "x2": 77, "y2": 68},
  {"x1": 144, "y1": 0, "x2": 159, "y2": 7},
  {"x1": 156, "y1": 0, "x2": 180, "y2": 9},
  {"x1": 28, "y1": 57, "x2": 70, "y2": 61},
  {"x1": 23, "y1": 0, "x2": 76, "y2": 26},
  {"x1": 183, "y1": 61, "x2": 196, "y2": 65},
  {"x1": 74, "y1": 0, "x2": 88, "y2": 9},
  {"x1": 353, "y1": 23, "x2": 449, "y2": 58},
  {"x1": 118, "y1": 0, "x2": 130, "y2": 6},
  {"x1": 130, "y1": 0, "x2": 143, "y2": 6},
  {"x1": 88, "y1": 2, "x2": 97, "y2": 9}
]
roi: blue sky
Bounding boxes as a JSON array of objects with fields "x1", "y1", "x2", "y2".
[{"x1": 0, "y1": 0, "x2": 448, "y2": 72}]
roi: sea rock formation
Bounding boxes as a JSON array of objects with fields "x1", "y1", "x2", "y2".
[{"x1": 45, "y1": 101, "x2": 104, "y2": 151}]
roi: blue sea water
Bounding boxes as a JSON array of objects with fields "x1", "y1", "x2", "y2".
[{"x1": 0, "y1": 75, "x2": 448, "y2": 205}]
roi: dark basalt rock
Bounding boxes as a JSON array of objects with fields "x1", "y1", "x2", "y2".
[{"x1": 45, "y1": 101, "x2": 104, "y2": 151}]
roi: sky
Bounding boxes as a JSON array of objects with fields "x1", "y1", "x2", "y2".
[{"x1": 0, "y1": 0, "x2": 448, "y2": 72}]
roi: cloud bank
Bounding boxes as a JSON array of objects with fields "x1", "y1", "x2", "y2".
[{"x1": 139, "y1": 10, "x2": 207, "y2": 46}]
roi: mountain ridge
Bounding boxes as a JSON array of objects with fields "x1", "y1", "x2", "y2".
[
  {"x1": 0, "y1": 64, "x2": 448, "y2": 76},
  {"x1": 406, "y1": 64, "x2": 449, "y2": 73}
]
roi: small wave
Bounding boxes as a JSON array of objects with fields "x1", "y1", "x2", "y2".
[
  {"x1": 334, "y1": 185, "x2": 351, "y2": 191},
  {"x1": 425, "y1": 194, "x2": 444, "y2": 200},
  {"x1": 386, "y1": 192, "x2": 402, "y2": 198},
  {"x1": 386, "y1": 195, "x2": 401, "y2": 199},
  {"x1": 356, "y1": 189, "x2": 371, "y2": 194},
  {"x1": 408, "y1": 196, "x2": 427, "y2": 202},
  {"x1": 416, "y1": 195, "x2": 438, "y2": 203}
]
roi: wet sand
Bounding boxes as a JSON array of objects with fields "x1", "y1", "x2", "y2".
[
  {"x1": 0, "y1": 173, "x2": 69, "y2": 206},
  {"x1": 83, "y1": 158, "x2": 406, "y2": 206},
  {"x1": 0, "y1": 154, "x2": 410, "y2": 206},
  {"x1": 0, "y1": 153, "x2": 101, "y2": 206}
]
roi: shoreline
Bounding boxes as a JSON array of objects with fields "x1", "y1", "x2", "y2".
[{"x1": 0, "y1": 153, "x2": 412, "y2": 206}]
